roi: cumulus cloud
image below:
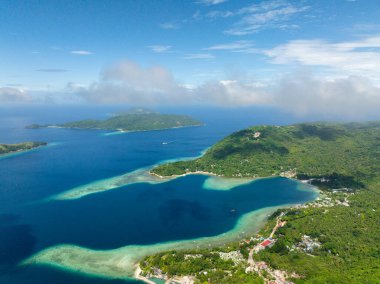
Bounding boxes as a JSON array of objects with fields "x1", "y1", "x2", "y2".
[
  {"x1": 73, "y1": 60, "x2": 265, "y2": 105},
  {"x1": 264, "y1": 36, "x2": 380, "y2": 80},
  {"x1": 194, "y1": 80, "x2": 269, "y2": 106},
  {"x1": 52, "y1": 60, "x2": 380, "y2": 118},
  {"x1": 272, "y1": 72, "x2": 380, "y2": 117},
  {"x1": 76, "y1": 61, "x2": 190, "y2": 104},
  {"x1": 0, "y1": 87, "x2": 31, "y2": 103}
]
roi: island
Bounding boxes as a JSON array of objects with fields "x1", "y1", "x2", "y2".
[
  {"x1": 0, "y1": 141, "x2": 47, "y2": 155},
  {"x1": 26, "y1": 109, "x2": 202, "y2": 132},
  {"x1": 142, "y1": 122, "x2": 380, "y2": 283}
]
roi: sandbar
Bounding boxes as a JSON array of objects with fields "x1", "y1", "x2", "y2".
[{"x1": 23, "y1": 205, "x2": 284, "y2": 280}]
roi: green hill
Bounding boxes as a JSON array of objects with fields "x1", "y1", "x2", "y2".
[
  {"x1": 152, "y1": 122, "x2": 380, "y2": 190},
  {"x1": 27, "y1": 112, "x2": 202, "y2": 132},
  {"x1": 147, "y1": 122, "x2": 380, "y2": 283}
]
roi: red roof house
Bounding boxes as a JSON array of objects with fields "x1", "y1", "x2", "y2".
[{"x1": 260, "y1": 239, "x2": 273, "y2": 247}]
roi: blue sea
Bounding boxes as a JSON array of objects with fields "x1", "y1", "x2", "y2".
[{"x1": 0, "y1": 105, "x2": 318, "y2": 283}]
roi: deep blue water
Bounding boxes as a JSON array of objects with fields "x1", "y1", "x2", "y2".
[{"x1": 0, "y1": 105, "x2": 318, "y2": 283}]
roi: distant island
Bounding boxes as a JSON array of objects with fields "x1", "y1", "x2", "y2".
[
  {"x1": 0, "y1": 141, "x2": 47, "y2": 155},
  {"x1": 26, "y1": 109, "x2": 202, "y2": 132},
  {"x1": 143, "y1": 121, "x2": 380, "y2": 283}
]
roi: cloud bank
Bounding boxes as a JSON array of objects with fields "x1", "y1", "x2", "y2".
[
  {"x1": 0, "y1": 87, "x2": 31, "y2": 103},
  {"x1": 75, "y1": 61, "x2": 190, "y2": 104},
  {"x1": 273, "y1": 72, "x2": 380, "y2": 117},
  {"x1": 67, "y1": 60, "x2": 380, "y2": 118}
]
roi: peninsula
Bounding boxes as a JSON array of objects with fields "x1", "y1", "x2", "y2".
[
  {"x1": 144, "y1": 121, "x2": 380, "y2": 283},
  {"x1": 0, "y1": 141, "x2": 47, "y2": 155},
  {"x1": 26, "y1": 109, "x2": 202, "y2": 132}
]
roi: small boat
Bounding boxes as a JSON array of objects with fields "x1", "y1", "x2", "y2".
[{"x1": 162, "y1": 140, "x2": 176, "y2": 145}]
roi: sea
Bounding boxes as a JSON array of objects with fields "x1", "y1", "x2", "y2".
[{"x1": 0, "y1": 105, "x2": 319, "y2": 283}]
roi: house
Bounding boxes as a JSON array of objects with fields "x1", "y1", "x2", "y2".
[
  {"x1": 253, "y1": 131, "x2": 261, "y2": 138},
  {"x1": 260, "y1": 239, "x2": 273, "y2": 248}
]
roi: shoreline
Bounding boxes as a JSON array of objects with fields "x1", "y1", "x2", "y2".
[
  {"x1": 23, "y1": 205, "x2": 285, "y2": 279},
  {"x1": 24, "y1": 180, "x2": 318, "y2": 281},
  {"x1": 50, "y1": 148, "x2": 212, "y2": 201},
  {"x1": 52, "y1": 168, "x2": 257, "y2": 201},
  {"x1": 39, "y1": 123, "x2": 203, "y2": 134},
  {"x1": 149, "y1": 170, "x2": 297, "y2": 183},
  {"x1": 134, "y1": 265, "x2": 156, "y2": 284},
  {"x1": 133, "y1": 191, "x2": 319, "y2": 284},
  {"x1": 149, "y1": 170, "x2": 221, "y2": 179},
  {"x1": 35, "y1": 148, "x2": 320, "y2": 281},
  {"x1": 0, "y1": 143, "x2": 48, "y2": 159}
]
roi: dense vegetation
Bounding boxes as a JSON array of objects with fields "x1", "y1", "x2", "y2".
[
  {"x1": 145, "y1": 122, "x2": 380, "y2": 283},
  {"x1": 27, "y1": 111, "x2": 202, "y2": 132},
  {"x1": 253, "y1": 184, "x2": 380, "y2": 283},
  {"x1": 152, "y1": 122, "x2": 380, "y2": 190},
  {"x1": 141, "y1": 249, "x2": 263, "y2": 284},
  {"x1": 0, "y1": 142, "x2": 47, "y2": 155}
]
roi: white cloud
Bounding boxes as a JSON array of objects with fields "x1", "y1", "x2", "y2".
[
  {"x1": 159, "y1": 22, "x2": 180, "y2": 29},
  {"x1": 196, "y1": 0, "x2": 228, "y2": 5},
  {"x1": 206, "y1": 10, "x2": 234, "y2": 18},
  {"x1": 205, "y1": 41, "x2": 254, "y2": 51},
  {"x1": 24, "y1": 59, "x2": 380, "y2": 118},
  {"x1": 194, "y1": 79, "x2": 269, "y2": 106},
  {"x1": 0, "y1": 87, "x2": 31, "y2": 103},
  {"x1": 148, "y1": 45, "x2": 172, "y2": 53},
  {"x1": 70, "y1": 50, "x2": 93, "y2": 55},
  {"x1": 35, "y1": 69, "x2": 68, "y2": 73},
  {"x1": 183, "y1": 53, "x2": 215, "y2": 59},
  {"x1": 225, "y1": 0, "x2": 309, "y2": 35},
  {"x1": 264, "y1": 36, "x2": 380, "y2": 81},
  {"x1": 272, "y1": 72, "x2": 380, "y2": 117},
  {"x1": 73, "y1": 60, "x2": 267, "y2": 106},
  {"x1": 76, "y1": 61, "x2": 190, "y2": 104}
]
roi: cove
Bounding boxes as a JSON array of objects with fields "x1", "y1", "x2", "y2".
[{"x1": 24, "y1": 175, "x2": 317, "y2": 280}]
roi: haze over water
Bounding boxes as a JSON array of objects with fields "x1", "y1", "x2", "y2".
[{"x1": 0, "y1": 105, "x2": 318, "y2": 283}]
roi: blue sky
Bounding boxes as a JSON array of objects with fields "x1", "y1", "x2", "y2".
[{"x1": 1, "y1": 0, "x2": 380, "y2": 116}]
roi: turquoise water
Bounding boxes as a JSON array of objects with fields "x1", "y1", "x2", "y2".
[{"x1": 0, "y1": 105, "x2": 318, "y2": 283}]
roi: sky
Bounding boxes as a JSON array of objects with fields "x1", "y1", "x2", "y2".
[{"x1": 1, "y1": 0, "x2": 380, "y2": 117}]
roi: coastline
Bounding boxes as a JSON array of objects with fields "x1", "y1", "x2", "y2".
[
  {"x1": 134, "y1": 265, "x2": 156, "y2": 284},
  {"x1": 22, "y1": 205, "x2": 291, "y2": 279},
  {"x1": 51, "y1": 168, "x2": 256, "y2": 201},
  {"x1": 35, "y1": 146, "x2": 321, "y2": 282},
  {"x1": 0, "y1": 143, "x2": 48, "y2": 160},
  {"x1": 24, "y1": 189, "x2": 318, "y2": 282},
  {"x1": 51, "y1": 146, "x2": 309, "y2": 201},
  {"x1": 40, "y1": 123, "x2": 203, "y2": 135},
  {"x1": 51, "y1": 148, "x2": 212, "y2": 201},
  {"x1": 149, "y1": 170, "x2": 221, "y2": 179}
]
